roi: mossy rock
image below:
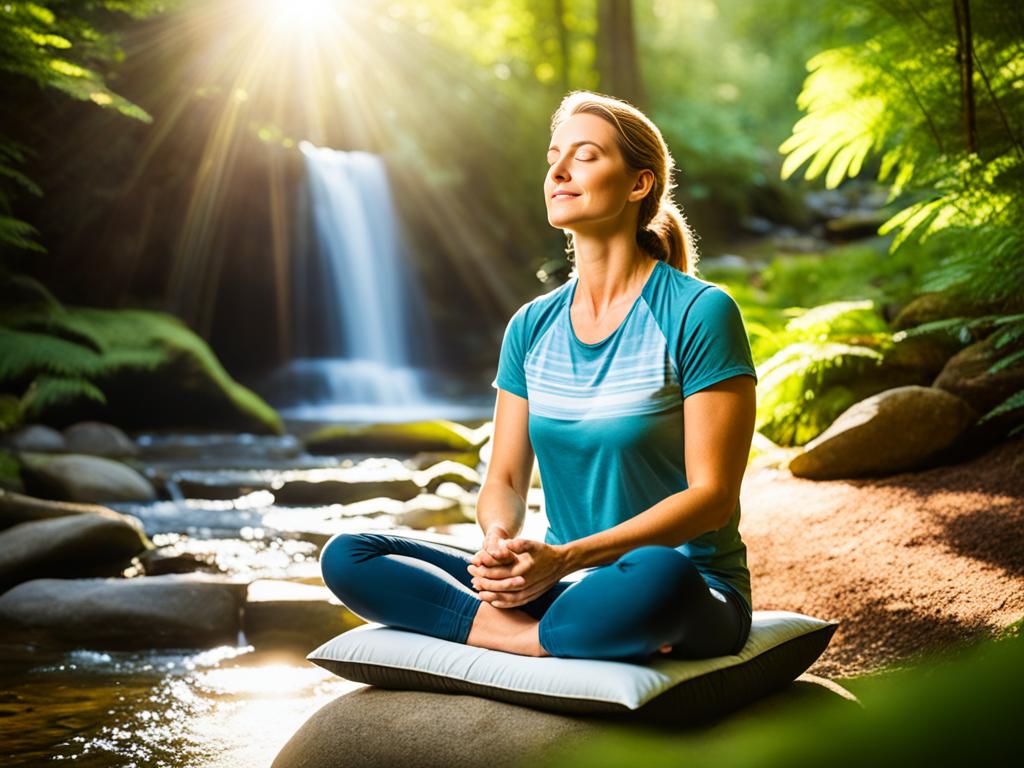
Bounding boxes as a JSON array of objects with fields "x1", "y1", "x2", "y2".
[
  {"x1": 0, "y1": 304, "x2": 282, "y2": 435},
  {"x1": 305, "y1": 420, "x2": 479, "y2": 455}
]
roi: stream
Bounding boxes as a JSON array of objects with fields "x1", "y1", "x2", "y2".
[{"x1": 0, "y1": 426, "x2": 545, "y2": 767}]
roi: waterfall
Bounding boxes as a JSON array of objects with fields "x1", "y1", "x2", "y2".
[{"x1": 253, "y1": 141, "x2": 491, "y2": 424}]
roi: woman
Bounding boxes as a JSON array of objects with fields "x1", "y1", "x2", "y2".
[{"x1": 319, "y1": 90, "x2": 758, "y2": 662}]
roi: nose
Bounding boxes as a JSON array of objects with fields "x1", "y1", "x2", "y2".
[{"x1": 549, "y1": 156, "x2": 571, "y2": 184}]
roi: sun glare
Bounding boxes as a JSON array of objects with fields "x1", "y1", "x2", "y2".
[{"x1": 259, "y1": 0, "x2": 339, "y2": 31}]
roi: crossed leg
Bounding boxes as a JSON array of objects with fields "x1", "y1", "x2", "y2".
[{"x1": 319, "y1": 533, "x2": 748, "y2": 662}]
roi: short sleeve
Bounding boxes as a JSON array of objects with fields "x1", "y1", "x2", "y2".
[
  {"x1": 679, "y1": 286, "x2": 758, "y2": 397},
  {"x1": 491, "y1": 306, "x2": 529, "y2": 398}
]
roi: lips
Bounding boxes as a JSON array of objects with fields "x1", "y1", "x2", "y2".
[{"x1": 551, "y1": 191, "x2": 580, "y2": 199}]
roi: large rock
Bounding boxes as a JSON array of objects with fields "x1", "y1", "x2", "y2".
[
  {"x1": 0, "y1": 512, "x2": 152, "y2": 593},
  {"x1": 243, "y1": 579, "x2": 364, "y2": 651},
  {"x1": 63, "y1": 420, "x2": 139, "y2": 458},
  {"x1": 405, "y1": 450, "x2": 481, "y2": 471},
  {"x1": 788, "y1": 386, "x2": 978, "y2": 479},
  {"x1": 396, "y1": 493, "x2": 472, "y2": 529},
  {"x1": 2, "y1": 424, "x2": 66, "y2": 453},
  {"x1": 273, "y1": 477, "x2": 422, "y2": 506},
  {"x1": 271, "y1": 675, "x2": 860, "y2": 768},
  {"x1": 933, "y1": 335, "x2": 1024, "y2": 415},
  {"x1": 0, "y1": 573, "x2": 248, "y2": 649},
  {"x1": 304, "y1": 420, "x2": 483, "y2": 455},
  {"x1": 891, "y1": 291, "x2": 993, "y2": 332},
  {"x1": 880, "y1": 332, "x2": 962, "y2": 381},
  {"x1": 412, "y1": 460, "x2": 482, "y2": 493},
  {"x1": 18, "y1": 452, "x2": 157, "y2": 503},
  {"x1": 0, "y1": 487, "x2": 119, "y2": 531}
]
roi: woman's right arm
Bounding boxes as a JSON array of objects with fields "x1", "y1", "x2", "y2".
[{"x1": 475, "y1": 387, "x2": 535, "y2": 561}]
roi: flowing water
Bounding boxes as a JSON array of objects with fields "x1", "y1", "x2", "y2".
[{"x1": 0, "y1": 429, "x2": 546, "y2": 767}]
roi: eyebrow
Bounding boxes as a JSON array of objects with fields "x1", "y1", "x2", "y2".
[{"x1": 547, "y1": 140, "x2": 604, "y2": 153}]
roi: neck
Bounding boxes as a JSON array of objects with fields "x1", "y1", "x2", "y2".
[{"x1": 571, "y1": 236, "x2": 655, "y2": 316}]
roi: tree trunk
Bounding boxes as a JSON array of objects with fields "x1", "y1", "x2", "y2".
[
  {"x1": 595, "y1": 0, "x2": 647, "y2": 110},
  {"x1": 953, "y1": 0, "x2": 977, "y2": 154}
]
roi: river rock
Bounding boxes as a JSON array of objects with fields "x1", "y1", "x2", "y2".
[
  {"x1": 63, "y1": 420, "x2": 139, "y2": 458},
  {"x1": 2, "y1": 424, "x2": 66, "y2": 453},
  {"x1": 304, "y1": 420, "x2": 479, "y2": 455},
  {"x1": 824, "y1": 208, "x2": 890, "y2": 239},
  {"x1": 18, "y1": 452, "x2": 157, "y2": 503},
  {"x1": 0, "y1": 511, "x2": 152, "y2": 593},
  {"x1": 404, "y1": 450, "x2": 481, "y2": 471},
  {"x1": 243, "y1": 579, "x2": 365, "y2": 651},
  {"x1": 788, "y1": 385, "x2": 978, "y2": 479},
  {"x1": 0, "y1": 488, "x2": 118, "y2": 531},
  {"x1": 891, "y1": 291, "x2": 992, "y2": 332},
  {"x1": 413, "y1": 460, "x2": 481, "y2": 493},
  {"x1": 0, "y1": 573, "x2": 248, "y2": 649},
  {"x1": 933, "y1": 335, "x2": 1024, "y2": 415},
  {"x1": 271, "y1": 676, "x2": 861, "y2": 768},
  {"x1": 273, "y1": 477, "x2": 421, "y2": 506},
  {"x1": 880, "y1": 332, "x2": 963, "y2": 381},
  {"x1": 396, "y1": 494, "x2": 470, "y2": 529}
]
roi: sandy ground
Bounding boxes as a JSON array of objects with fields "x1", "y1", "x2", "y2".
[{"x1": 740, "y1": 434, "x2": 1024, "y2": 680}]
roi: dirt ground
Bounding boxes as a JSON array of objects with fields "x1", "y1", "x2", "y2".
[{"x1": 740, "y1": 434, "x2": 1024, "y2": 680}]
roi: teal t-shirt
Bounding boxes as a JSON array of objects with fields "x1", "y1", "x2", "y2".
[{"x1": 491, "y1": 259, "x2": 758, "y2": 613}]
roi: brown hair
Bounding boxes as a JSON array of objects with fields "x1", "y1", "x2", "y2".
[{"x1": 551, "y1": 90, "x2": 699, "y2": 274}]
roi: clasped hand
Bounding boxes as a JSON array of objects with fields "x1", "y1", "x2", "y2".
[{"x1": 467, "y1": 530, "x2": 567, "y2": 609}]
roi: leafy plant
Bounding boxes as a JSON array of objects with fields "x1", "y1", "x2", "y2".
[{"x1": 778, "y1": 0, "x2": 1024, "y2": 438}]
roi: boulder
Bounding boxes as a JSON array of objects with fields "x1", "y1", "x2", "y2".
[
  {"x1": 273, "y1": 477, "x2": 421, "y2": 506},
  {"x1": 412, "y1": 460, "x2": 482, "y2": 493},
  {"x1": 0, "y1": 512, "x2": 152, "y2": 593},
  {"x1": 396, "y1": 494, "x2": 471, "y2": 530},
  {"x1": 18, "y1": 452, "x2": 158, "y2": 503},
  {"x1": 933, "y1": 335, "x2": 1024, "y2": 415},
  {"x1": 404, "y1": 450, "x2": 481, "y2": 471},
  {"x1": 880, "y1": 332, "x2": 962, "y2": 381},
  {"x1": 243, "y1": 579, "x2": 364, "y2": 651},
  {"x1": 304, "y1": 420, "x2": 480, "y2": 455},
  {"x1": 271, "y1": 675, "x2": 860, "y2": 768},
  {"x1": 788, "y1": 385, "x2": 977, "y2": 479},
  {"x1": 63, "y1": 420, "x2": 139, "y2": 458},
  {"x1": 0, "y1": 573, "x2": 247, "y2": 649},
  {"x1": 0, "y1": 487, "x2": 119, "y2": 531},
  {"x1": 2, "y1": 424, "x2": 66, "y2": 453},
  {"x1": 891, "y1": 291, "x2": 992, "y2": 332}
]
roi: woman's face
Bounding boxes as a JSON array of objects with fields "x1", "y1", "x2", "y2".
[{"x1": 544, "y1": 112, "x2": 649, "y2": 235}]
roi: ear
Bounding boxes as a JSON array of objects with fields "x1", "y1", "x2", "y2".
[{"x1": 630, "y1": 168, "x2": 654, "y2": 199}]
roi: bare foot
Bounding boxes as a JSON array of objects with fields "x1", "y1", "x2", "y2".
[{"x1": 467, "y1": 600, "x2": 547, "y2": 657}]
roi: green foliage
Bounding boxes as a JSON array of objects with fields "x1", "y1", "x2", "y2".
[
  {"x1": 529, "y1": 625, "x2": 1024, "y2": 768},
  {"x1": 778, "y1": 0, "x2": 1024, "y2": 442},
  {"x1": 0, "y1": 1, "x2": 172, "y2": 254},
  {"x1": 0, "y1": 447, "x2": 22, "y2": 491},
  {"x1": 754, "y1": 331, "x2": 891, "y2": 447},
  {"x1": 0, "y1": 301, "x2": 282, "y2": 434},
  {"x1": 896, "y1": 311, "x2": 1024, "y2": 435}
]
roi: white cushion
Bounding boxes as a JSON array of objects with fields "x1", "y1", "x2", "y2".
[{"x1": 307, "y1": 610, "x2": 838, "y2": 722}]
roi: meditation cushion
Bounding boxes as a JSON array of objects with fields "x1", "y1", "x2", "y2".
[{"x1": 306, "y1": 610, "x2": 838, "y2": 725}]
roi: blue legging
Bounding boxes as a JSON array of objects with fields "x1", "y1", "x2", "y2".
[{"x1": 319, "y1": 532, "x2": 752, "y2": 662}]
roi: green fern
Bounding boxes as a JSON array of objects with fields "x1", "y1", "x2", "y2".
[
  {"x1": 19, "y1": 374, "x2": 107, "y2": 420},
  {"x1": 755, "y1": 341, "x2": 887, "y2": 446},
  {"x1": 779, "y1": 2, "x2": 1024, "y2": 437}
]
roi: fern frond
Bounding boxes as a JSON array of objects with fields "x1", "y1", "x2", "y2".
[{"x1": 19, "y1": 374, "x2": 106, "y2": 419}]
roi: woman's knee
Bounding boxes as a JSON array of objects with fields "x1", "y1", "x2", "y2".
[
  {"x1": 319, "y1": 532, "x2": 377, "y2": 594},
  {"x1": 617, "y1": 545, "x2": 705, "y2": 593}
]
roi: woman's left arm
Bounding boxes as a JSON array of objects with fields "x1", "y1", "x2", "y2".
[{"x1": 556, "y1": 373, "x2": 757, "y2": 572}]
